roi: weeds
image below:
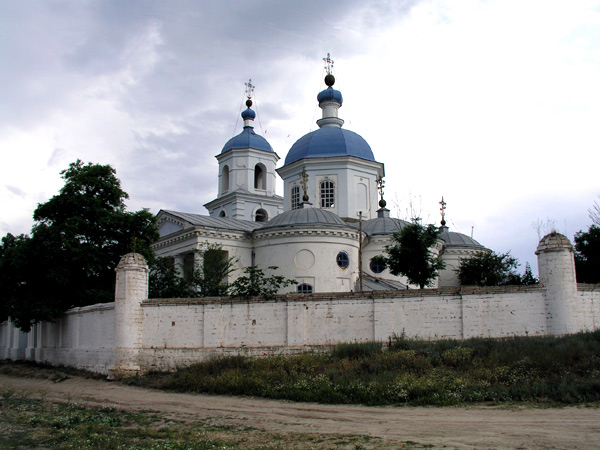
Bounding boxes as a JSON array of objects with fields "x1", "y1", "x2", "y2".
[{"x1": 126, "y1": 330, "x2": 600, "y2": 406}]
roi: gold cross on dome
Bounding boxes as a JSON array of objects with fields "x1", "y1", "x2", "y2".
[
  {"x1": 440, "y1": 196, "x2": 447, "y2": 223},
  {"x1": 376, "y1": 176, "x2": 385, "y2": 200},
  {"x1": 245, "y1": 79, "x2": 255, "y2": 100},
  {"x1": 300, "y1": 167, "x2": 309, "y2": 197},
  {"x1": 323, "y1": 53, "x2": 334, "y2": 75}
]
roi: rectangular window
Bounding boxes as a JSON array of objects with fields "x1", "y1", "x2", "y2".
[
  {"x1": 320, "y1": 180, "x2": 335, "y2": 208},
  {"x1": 291, "y1": 185, "x2": 300, "y2": 210}
]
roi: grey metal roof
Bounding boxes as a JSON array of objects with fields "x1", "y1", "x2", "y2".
[
  {"x1": 362, "y1": 217, "x2": 411, "y2": 236},
  {"x1": 261, "y1": 207, "x2": 351, "y2": 230},
  {"x1": 357, "y1": 273, "x2": 407, "y2": 291},
  {"x1": 162, "y1": 210, "x2": 264, "y2": 232},
  {"x1": 438, "y1": 227, "x2": 484, "y2": 248}
]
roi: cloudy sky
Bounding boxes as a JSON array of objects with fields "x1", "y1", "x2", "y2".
[{"x1": 2, "y1": 0, "x2": 599, "y2": 273}]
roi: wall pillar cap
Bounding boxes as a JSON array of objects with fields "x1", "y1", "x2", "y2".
[
  {"x1": 535, "y1": 232, "x2": 573, "y2": 255},
  {"x1": 116, "y1": 253, "x2": 149, "y2": 272}
]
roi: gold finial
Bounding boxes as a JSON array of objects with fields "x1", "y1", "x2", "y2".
[
  {"x1": 440, "y1": 196, "x2": 447, "y2": 226},
  {"x1": 244, "y1": 79, "x2": 255, "y2": 100},
  {"x1": 376, "y1": 176, "x2": 387, "y2": 208},
  {"x1": 323, "y1": 52, "x2": 334, "y2": 75},
  {"x1": 300, "y1": 167, "x2": 309, "y2": 201},
  {"x1": 376, "y1": 176, "x2": 385, "y2": 200}
]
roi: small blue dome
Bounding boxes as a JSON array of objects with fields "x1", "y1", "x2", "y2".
[
  {"x1": 317, "y1": 87, "x2": 343, "y2": 105},
  {"x1": 221, "y1": 127, "x2": 273, "y2": 154},
  {"x1": 241, "y1": 107, "x2": 256, "y2": 120},
  {"x1": 284, "y1": 127, "x2": 375, "y2": 165}
]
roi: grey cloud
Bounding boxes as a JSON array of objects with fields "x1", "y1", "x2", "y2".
[{"x1": 5, "y1": 185, "x2": 27, "y2": 198}]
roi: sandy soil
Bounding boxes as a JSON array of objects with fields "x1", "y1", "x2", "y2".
[{"x1": 1, "y1": 374, "x2": 599, "y2": 449}]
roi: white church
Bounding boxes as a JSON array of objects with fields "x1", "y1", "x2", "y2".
[{"x1": 153, "y1": 56, "x2": 486, "y2": 293}]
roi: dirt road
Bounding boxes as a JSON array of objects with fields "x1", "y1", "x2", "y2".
[{"x1": 1, "y1": 374, "x2": 599, "y2": 449}]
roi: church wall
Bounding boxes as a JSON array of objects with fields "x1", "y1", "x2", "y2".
[{"x1": 253, "y1": 230, "x2": 360, "y2": 293}]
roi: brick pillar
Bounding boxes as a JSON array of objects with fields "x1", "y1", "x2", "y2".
[
  {"x1": 110, "y1": 253, "x2": 148, "y2": 379},
  {"x1": 536, "y1": 232, "x2": 578, "y2": 335}
]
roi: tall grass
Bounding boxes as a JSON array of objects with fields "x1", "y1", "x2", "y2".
[{"x1": 127, "y1": 331, "x2": 600, "y2": 406}]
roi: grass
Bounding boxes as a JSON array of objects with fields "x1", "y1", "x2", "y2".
[
  {"x1": 0, "y1": 388, "x2": 413, "y2": 449},
  {"x1": 124, "y1": 330, "x2": 600, "y2": 406}
]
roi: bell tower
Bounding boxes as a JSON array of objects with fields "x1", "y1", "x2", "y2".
[{"x1": 204, "y1": 79, "x2": 283, "y2": 222}]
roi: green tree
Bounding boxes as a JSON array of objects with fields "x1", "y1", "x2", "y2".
[
  {"x1": 0, "y1": 160, "x2": 158, "y2": 331},
  {"x1": 520, "y1": 262, "x2": 539, "y2": 286},
  {"x1": 574, "y1": 225, "x2": 600, "y2": 284},
  {"x1": 149, "y1": 244, "x2": 236, "y2": 298},
  {"x1": 382, "y1": 222, "x2": 444, "y2": 289},
  {"x1": 229, "y1": 266, "x2": 297, "y2": 299},
  {"x1": 457, "y1": 250, "x2": 523, "y2": 286}
]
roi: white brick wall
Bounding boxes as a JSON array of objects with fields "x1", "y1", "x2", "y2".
[{"x1": 2, "y1": 240, "x2": 600, "y2": 376}]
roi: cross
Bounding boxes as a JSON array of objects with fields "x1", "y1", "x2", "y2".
[
  {"x1": 440, "y1": 196, "x2": 447, "y2": 225},
  {"x1": 323, "y1": 53, "x2": 334, "y2": 75},
  {"x1": 376, "y1": 176, "x2": 385, "y2": 201},
  {"x1": 245, "y1": 79, "x2": 255, "y2": 100},
  {"x1": 300, "y1": 167, "x2": 309, "y2": 197}
]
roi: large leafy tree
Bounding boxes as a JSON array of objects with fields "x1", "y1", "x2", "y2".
[
  {"x1": 574, "y1": 225, "x2": 600, "y2": 284},
  {"x1": 383, "y1": 222, "x2": 445, "y2": 289},
  {"x1": 0, "y1": 160, "x2": 158, "y2": 331},
  {"x1": 457, "y1": 250, "x2": 526, "y2": 286}
]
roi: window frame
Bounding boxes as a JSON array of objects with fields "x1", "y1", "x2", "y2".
[
  {"x1": 297, "y1": 283, "x2": 313, "y2": 294},
  {"x1": 320, "y1": 180, "x2": 335, "y2": 208},
  {"x1": 291, "y1": 185, "x2": 300, "y2": 210},
  {"x1": 336, "y1": 251, "x2": 349, "y2": 269}
]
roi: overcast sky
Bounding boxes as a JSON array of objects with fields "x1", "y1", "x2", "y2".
[{"x1": 2, "y1": 0, "x2": 599, "y2": 274}]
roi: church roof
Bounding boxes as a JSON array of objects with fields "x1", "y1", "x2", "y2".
[
  {"x1": 438, "y1": 227, "x2": 484, "y2": 248},
  {"x1": 221, "y1": 127, "x2": 273, "y2": 154},
  {"x1": 161, "y1": 210, "x2": 264, "y2": 232},
  {"x1": 284, "y1": 127, "x2": 375, "y2": 165},
  {"x1": 260, "y1": 207, "x2": 351, "y2": 230},
  {"x1": 362, "y1": 217, "x2": 411, "y2": 236}
]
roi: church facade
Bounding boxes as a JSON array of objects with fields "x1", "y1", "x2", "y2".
[{"x1": 153, "y1": 61, "x2": 485, "y2": 293}]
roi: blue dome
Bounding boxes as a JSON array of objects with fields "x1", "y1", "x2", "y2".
[
  {"x1": 317, "y1": 87, "x2": 343, "y2": 104},
  {"x1": 284, "y1": 127, "x2": 375, "y2": 165},
  {"x1": 221, "y1": 127, "x2": 273, "y2": 154},
  {"x1": 241, "y1": 107, "x2": 256, "y2": 120}
]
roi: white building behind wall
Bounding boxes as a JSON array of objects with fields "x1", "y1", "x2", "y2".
[{"x1": 154, "y1": 62, "x2": 486, "y2": 293}]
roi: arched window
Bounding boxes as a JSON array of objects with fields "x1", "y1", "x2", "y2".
[
  {"x1": 297, "y1": 283, "x2": 313, "y2": 294},
  {"x1": 221, "y1": 165, "x2": 230, "y2": 193},
  {"x1": 219, "y1": 210, "x2": 227, "y2": 218},
  {"x1": 336, "y1": 251, "x2": 349, "y2": 269},
  {"x1": 254, "y1": 163, "x2": 266, "y2": 190},
  {"x1": 255, "y1": 208, "x2": 268, "y2": 222},
  {"x1": 291, "y1": 186, "x2": 300, "y2": 210},
  {"x1": 320, "y1": 180, "x2": 335, "y2": 208}
]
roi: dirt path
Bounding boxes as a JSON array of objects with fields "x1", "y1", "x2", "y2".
[{"x1": 1, "y1": 374, "x2": 599, "y2": 449}]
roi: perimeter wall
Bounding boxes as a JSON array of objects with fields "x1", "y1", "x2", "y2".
[{"x1": 1, "y1": 233, "x2": 599, "y2": 377}]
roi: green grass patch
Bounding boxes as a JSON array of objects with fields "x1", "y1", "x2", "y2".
[
  {"x1": 0, "y1": 388, "x2": 392, "y2": 449},
  {"x1": 126, "y1": 331, "x2": 600, "y2": 406}
]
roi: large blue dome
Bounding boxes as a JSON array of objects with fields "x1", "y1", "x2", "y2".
[
  {"x1": 284, "y1": 127, "x2": 375, "y2": 165},
  {"x1": 221, "y1": 126, "x2": 273, "y2": 154}
]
